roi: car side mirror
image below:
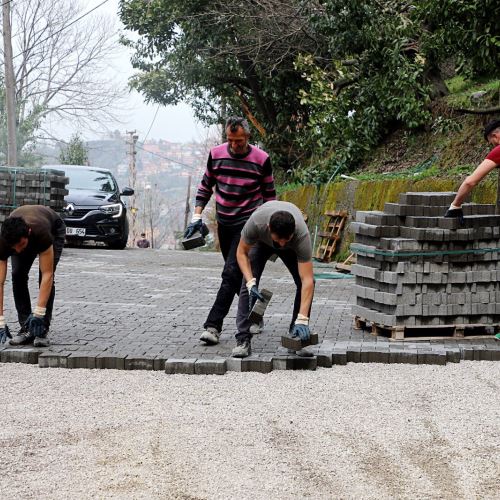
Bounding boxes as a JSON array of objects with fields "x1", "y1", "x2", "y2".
[{"x1": 121, "y1": 187, "x2": 134, "y2": 196}]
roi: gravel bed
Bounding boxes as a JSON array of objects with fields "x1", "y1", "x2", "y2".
[{"x1": 0, "y1": 362, "x2": 499, "y2": 499}]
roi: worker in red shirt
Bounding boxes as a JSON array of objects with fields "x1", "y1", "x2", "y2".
[
  {"x1": 444, "y1": 119, "x2": 500, "y2": 340},
  {"x1": 445, "y1": 119, "x2": 500, "y2": 215}
]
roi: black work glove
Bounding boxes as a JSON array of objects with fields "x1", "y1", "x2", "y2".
[
  {"x1": 184, "y1": 218, "x2": 203, "y2": 239},
  {"x1": 0, "y1": 325, "x2": 12, "y2": 344},
  {"x1": 246, "y1": 279, "x2": 264, "y2": 311},
  {"x1": 26, "y1": 314, "x2": 45, "y2": 338},
  {"x1": 444, "y1": 207, "x2": 465, "y2": 225}
]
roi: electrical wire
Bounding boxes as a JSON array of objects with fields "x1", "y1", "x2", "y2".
[
  {"x1": 142, "y1": 104, "x2": 160, "y2": 144},
  {"x1": 135, "y1": 142, "x2": 201, "y2": 172}
]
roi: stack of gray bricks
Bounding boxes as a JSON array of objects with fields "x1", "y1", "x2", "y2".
[
  {"x1": 0, "y1": 167, "x2": 69, "y2": 223},
  {"x1": 351, "y1": 191, "x2": 500, "y2": 331}
]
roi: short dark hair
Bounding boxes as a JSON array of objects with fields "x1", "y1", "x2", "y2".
[
  {"x1": 484, "y1": 119, "x2": 500, "y2": 140},
  {"x1": 269, "y1": 211, "x2": 295, "y2": 239},
  {"x1": 225, "y1": 116, "x2": 250, "y2": 135},
  {"x1": 140, "y1": 233, "x2": 146, "y2": 237},
  {"x1": 1, "y1": 216, "x2": 29, "y2": 246}
]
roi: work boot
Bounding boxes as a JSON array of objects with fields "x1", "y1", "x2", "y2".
[
  {"x1": 34, "y1": 330, "x2": 50, "y2": 347},
  {"x1": 232, "y1": 338, "x2": 251, "y2": 358},
  {"x1": 9, "y1": 326, "x2": 34, "y2": 346},
  {"x1": 249, "y1": 319, "x2": 264, "y2": 335},
  {"x1": 200, "y1": 327, "x2": 220, "y2": 345}
]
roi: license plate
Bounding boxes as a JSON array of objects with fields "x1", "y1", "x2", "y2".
[{"x1": 66, "y1": 227, "x2": 86, "y2": 237}]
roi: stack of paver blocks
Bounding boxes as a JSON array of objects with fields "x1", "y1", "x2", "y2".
[
  {"x1": 0, "y1": 167, "x2": 68, "y2": 223},
  {"x1": 351, "y1": 192, "x2": 500, "y2": 338}
]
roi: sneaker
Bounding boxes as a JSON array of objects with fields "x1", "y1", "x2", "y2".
[
  {"x1": 34, "y1": 332, "x2": 50, "y2": 347},
  {"x1": 495, "y1": 333, "x2": 500, "y2": 341},
  {"x1": 9, "y1": 328, "x2": 34, "y2": 346},
  {"x1": 232, "y1": 339, "x2": 251, "y2": 358},
  {"x1": 200, "y1": 327, "x2": 220, "y2": 345},
  {"x1": 249, "y1": 319, "x2": 264, "y2": 335},
  {"x1": 287, "y1": 348, "x2": 314, "y2": 357}
]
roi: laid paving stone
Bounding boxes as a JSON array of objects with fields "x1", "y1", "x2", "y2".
[
  {"x1": 124, "y1": 356, "x2": 155, "y2": 371},
  {"x1": 332, "y1": 350, "x2": 347, "y2": 365},
  {"x1": 95, "y1": 354, "x2": 125, "y2": 370},
  {"x1": 272, "y1": 356, "x2": 317, "y2": 371},
  {"x1": 67, "y1": 354, "x2": 96, "y2": 369},
  {"x1": 446, "y1": 349, "x2": 461, "y2": 363},
  {"x1": 194, "y1": 359, "x2": 226, "y2": 375},
  {"x1": 0, "y1": 348, "x2": 40, "y2": 364},
  {"x1": 315, "y1": 350, "x2": 333, "y2": 368},
  {"x1": 38, "y1": 352, "x2": 70, "y2": 368},
  {"x1": 165, "y1": 358, "x2": 197, "y2": 375},
  {"x1": 0, "y1": 248, "x2": 496, "y2": 375},
  {"x1": 461, "y1": 347, "x2": 475, "y2": 361},
  {"x1": 226, "y1": 356, "x2": 273, "y2": 373},
  {"x1": 346, "y1": 347, "x2": 361, "y2": 363}
]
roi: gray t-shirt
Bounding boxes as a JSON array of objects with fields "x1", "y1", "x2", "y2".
[{"x1": 241, "y1": 200, "x2": 312, "y2": 262}]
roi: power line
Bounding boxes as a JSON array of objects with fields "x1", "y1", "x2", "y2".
[
  {"x1": 13, "y1": 0, "x2": 111, "y2": 59},
  {"x1": 142, "y1": 104, "x2": 160, "y2": 144},
  {"x1": 135, "y1": 142, "x2": 201, "y2": 172}
]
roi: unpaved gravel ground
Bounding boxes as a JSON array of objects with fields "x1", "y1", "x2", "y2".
[{"x1": 0, "y1": 362, "x2": 499, "y2": 500}]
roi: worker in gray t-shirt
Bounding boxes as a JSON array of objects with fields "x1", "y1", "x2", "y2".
[{"x1": 232, "y1": 200, "x2": 315, "y2": 358}]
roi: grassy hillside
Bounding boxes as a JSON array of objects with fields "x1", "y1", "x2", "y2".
[{"x1": 352, "y1": 77, "x2": 500, "y2": 181}]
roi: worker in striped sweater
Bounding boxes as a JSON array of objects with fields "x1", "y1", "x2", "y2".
[{"x1": 183, "y1": 116, "x2": 276, "y2": 345}]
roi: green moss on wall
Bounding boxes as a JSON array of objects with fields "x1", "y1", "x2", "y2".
[{"x1": 280, "y1": 176, "x2": 499, "y2": 260}]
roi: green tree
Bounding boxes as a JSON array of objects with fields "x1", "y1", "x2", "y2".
[
  {"x1": 120, "y1": 0, "x2": 320, "y2": 170},
  {"x1": 59, "y1": 134, "x2": 89, "y2": 165}
]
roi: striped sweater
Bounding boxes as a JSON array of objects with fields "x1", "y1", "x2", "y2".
[{"x1": 195, "y1": 143, "x2": 276, "y2": 226}]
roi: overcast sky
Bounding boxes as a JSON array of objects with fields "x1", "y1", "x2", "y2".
[{"x1": 78, "y1": 0, "x2": 209, "y2": 144}]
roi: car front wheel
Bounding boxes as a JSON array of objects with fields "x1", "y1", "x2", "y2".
[{"x1": 108, "y1": 217, "x2": 129, "y2": 250}]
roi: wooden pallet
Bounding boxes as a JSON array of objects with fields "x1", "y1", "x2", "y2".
[
  {"x1": 354, "y1": 316, "x2": 499, "y2": 341},
  {"x1": 315, "y1": 210, "x2": 348, "y2": 263},
  {"x1": 335, "y1": 252, "x2": 355, "y2": 273}
]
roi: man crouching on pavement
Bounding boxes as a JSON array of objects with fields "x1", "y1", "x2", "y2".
[
  {"x1": 233, "y1": 200, "x2": 315, "y2": 358},
  {"x1": 0, "y1": 205, "x2": 66, "y2": 347}
]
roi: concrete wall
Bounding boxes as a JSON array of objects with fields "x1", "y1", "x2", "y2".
[{"x1": 280, "y1": 177, "x2": 498, "y2": 260}]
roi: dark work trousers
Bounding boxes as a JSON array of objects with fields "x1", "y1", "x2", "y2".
[
  {"x1": 236, "y1": 243, "x2": 314, "y2": 342},
  {"x1": 203, "y1": 222, "x2": 246, "y2": 332},
  {"x1": 11, "y1": 220, "x2": 66, "y2": 330}
]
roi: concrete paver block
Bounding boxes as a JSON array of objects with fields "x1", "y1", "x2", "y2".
[
  {"x1": 194, "y1": 359, "x2": 226, "y2": 375},
  {"x1": 1, "y1": 348, "x2": 39, "y2": 364},
  {"x1": 165, "y1": 358, "x2": 197, "y2": 374}
]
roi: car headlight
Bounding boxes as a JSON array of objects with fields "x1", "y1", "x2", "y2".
[{"x1": 100, "y1": 203, "x2": 123, "y2": 218}]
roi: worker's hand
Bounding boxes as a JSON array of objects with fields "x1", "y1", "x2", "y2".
[
  {"x1": 26, "y1": 311, "x2": 45, "y2": 338},
  {"x1": 246, "y1": 278, "x2": 264, "y2": 311},
  {"x1": 444, "y1": 205, "x2": 465, "y2": 225},
  {"x1": 291, "y1": 314, "x2": 310, "y2": 341},
  {"x1": 0, "y1": 325, "x2": 11, "y2": 344},
  {"x1": 184, "y1": 214, "x2": 203, "y2": 238}
]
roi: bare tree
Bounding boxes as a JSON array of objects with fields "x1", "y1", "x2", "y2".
[{"x1": 1, "y1": 0, "x2": 125, "y2": 145}]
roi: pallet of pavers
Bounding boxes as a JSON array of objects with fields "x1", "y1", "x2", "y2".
[
  {"x1": 350, "y1": 191, "x2": 500, "y2": 340},
  {"x1": 0, "y1": 167, "x2": 69, "y2": 223}
]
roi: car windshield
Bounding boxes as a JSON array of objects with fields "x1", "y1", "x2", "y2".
[{"x1": 64, "y1": 167, "x2": 117, "y2": 193}]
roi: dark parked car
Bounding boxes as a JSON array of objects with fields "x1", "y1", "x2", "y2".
[{"x1": 42, "y1": 165, "x2": 134, "y2": 249}]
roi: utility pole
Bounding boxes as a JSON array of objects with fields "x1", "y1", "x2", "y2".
[
  {"x1": 184, "y1": 174, "x2": 192, "y2": 231},
  {"x1": 127, "y1": 130, "x2": 139, "y2": 246},
  {"x1": 2, "y1": 0, "x2": 17, "y2": 166},
  {"x1": 149, "y1": 185, "x2": 154, "y2": 249}
]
